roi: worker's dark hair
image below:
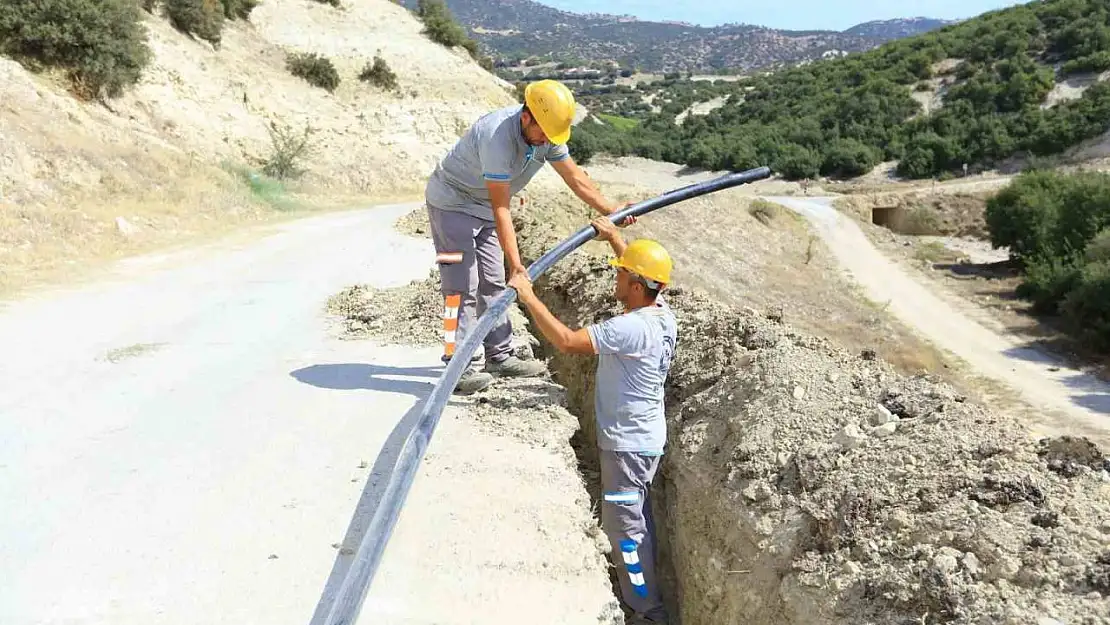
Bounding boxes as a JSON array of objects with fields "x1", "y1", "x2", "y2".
[{"x1": 633, "y1": 275, "x2": 661, "y2": 300}]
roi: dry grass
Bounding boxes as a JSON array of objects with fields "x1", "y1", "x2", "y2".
[{"x1": 524, "y1": 175, "x2": 954, "y2": 379}]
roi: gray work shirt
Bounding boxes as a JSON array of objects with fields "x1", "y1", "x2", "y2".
[
  {"x1": 425, "y1": 105, "x2": 570, "y2": 222},
  {"x1": 586, "y1": 296, "x2": 678, "y2": 455}
]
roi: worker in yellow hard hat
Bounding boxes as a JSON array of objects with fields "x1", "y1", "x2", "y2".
[
  {"x1": 425, "y1": 79, "x2": 635, "y2": 395},
  {"x1": 509, "y1": 218, "x2": 675, "y2": 625}
]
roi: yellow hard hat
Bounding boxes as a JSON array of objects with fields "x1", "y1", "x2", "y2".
[
  {"x1": 609, "y1": 239, "x2": 673, "y2": 287},
  {"x1": 524, "y1": 79, "x2": 576, "y2": 146}
]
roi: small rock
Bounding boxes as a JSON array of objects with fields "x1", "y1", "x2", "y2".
[
  {"x1": 886, "y1": 510, "x2": 912, "y2": 531},
  {"x1": 115, "y1": 216, "x2": 137, "y2": 237},
  {"x1": 834, "y1": 424, "x2": 868, "y2": 450},
  {"x1": 792, "y1": 386, "x2": 805, "y2": 400},
  {"x1": 861, "y1": 349, "x2": 877, "y2": 361},
  {"x1": 989, "y1": 556, "x2": 1021, "y2": 580},
  {"x1": 742, "y1": 480, "x2": 775, "y2": 503},
  {"x1": 1100, "y1": 519, "x2": 1110, "y2": 534},
  {"x1": 871, "y1": 422, "x2": 898, "y2": 438},
  {"x1": 962, "y1": 552, "x2": 980, "y2": 576},
  {"x1": 268, "y1": 554, "x2": 279, "y2": 560},
  {"x1": 870, "y1": 405, "x2": 898, "y2": 426},
  {"x1": 933, "y1": 553, "x2": 959, "y2": 574},
  {"x1": 840, "y1": 561, "x2": 862, "y2": 576},
  {"x1": 1059, "y1": 554, "x2": 1081, "y2": 567},
  {"x1": 776, "y1": 452, "x2": 791, "y2": 467},
  {"x1": 826, "y1": 372, "x2": 841, "y2": 383},
  {"x1": 1086, "y1": 591, "x2": 1103, "y2": 601},
  {"x1": 1037, "y1": 618, "x2": 1065, "y2": 625}
]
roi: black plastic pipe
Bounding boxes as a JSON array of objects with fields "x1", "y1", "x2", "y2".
[{"x1": 319, "y1": 166, "x2": 772, "y2": 625}]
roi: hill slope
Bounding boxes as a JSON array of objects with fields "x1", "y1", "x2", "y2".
[
  {"x1": 570, "y1": 0, "x2": 1110, "y2": 181},
  {"x1": 399, "y1": 0, "x2": 951, "y2": 72},
  {"x1": 0, "y1": 0, "x2": 514, "y2": 293}
]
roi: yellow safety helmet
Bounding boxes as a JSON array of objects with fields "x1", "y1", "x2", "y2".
[
  {"x1": 524, "y1": 79, "x2": 576, "y2": 146},
  {"x1": 609, "y1": 239, "x2": 673, "y2": 287}
]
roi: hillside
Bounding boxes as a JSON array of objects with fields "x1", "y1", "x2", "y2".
[
  {"x1": 0, "y1": 0, "x2": 514, "y2": 294},
  {"x1": 570, "y1": 0, "x2": 1110, "y2": 181},
  {"x1": 398, "y1": 0, "x2": 951, "y2": 72}
]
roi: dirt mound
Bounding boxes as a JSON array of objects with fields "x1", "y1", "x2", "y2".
[
  {"x1": 514, "y1": 205, "x2": 1110, "y2": 625},
  {"x1": 326, "y1": 270, "x2": 539, "y2": 362},
  {"x1": 327, "y1": 272, "x2": 443, "y2": 345},
  {"x1": 394, "y1": 206, "x2": 431, "y2": 239}
]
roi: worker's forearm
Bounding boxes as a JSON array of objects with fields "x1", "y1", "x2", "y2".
[
  {"x1": 605, "y1": 234, "x2": 628, "y2": 258},
  {"x1": 518, "y1": 294, "x2": 576, "y2": 352},
  {"x1": 492, "y1": 205, "x2": 524, "y2": 270}
]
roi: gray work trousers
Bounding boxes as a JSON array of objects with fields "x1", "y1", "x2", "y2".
[
  {"x1": 426, "y1": 204, "x2": 514, "y2": 363},
  {"x1": 599, "y1": 450, "x2": 667, "y2": 622}
]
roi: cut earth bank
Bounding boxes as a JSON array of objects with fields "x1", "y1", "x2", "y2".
[{"x1": 336, "y1": 178, "x2": 1110, "y2": 625}]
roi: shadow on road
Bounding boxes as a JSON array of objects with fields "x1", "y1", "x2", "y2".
[
  {"x1": 999, "y1": 346, "x2": 1110, "y2": 415},
  {"x1": 290, "y1": 362, "x2": 443, "y2": 399},
  {"x1": 303, "y1": 397, "x2": 426, "y2": 625},
  {"x1": 291, "y1": 361, "x2": 474, "y2": 624}
]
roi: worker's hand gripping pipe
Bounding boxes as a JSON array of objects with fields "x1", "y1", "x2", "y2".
[{"x1": 319, "y1": 166, "x2": 772, "y2": 625}]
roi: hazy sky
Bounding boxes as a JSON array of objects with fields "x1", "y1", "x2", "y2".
[{"x1": 536, "y1": 0, "x2": 1025, "y2": 31}]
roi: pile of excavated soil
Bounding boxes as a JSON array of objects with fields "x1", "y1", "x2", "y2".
[
  {"x1": 394, "y1": 206, "x2": 431, "y2": 239},
  {"x1": 327, "y1": 272, "x2": 443, "y2": 345},
  {"x1": 326, "y1": 270, "x2": 539, "y2": 360},
  {"x1": 514, "y1": 208, "x2": 1110, "y2": 625}
]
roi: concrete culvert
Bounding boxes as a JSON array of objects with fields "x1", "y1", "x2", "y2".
[{"x1": 507, "y1": 208, "x2": 1110, "y2": 625}]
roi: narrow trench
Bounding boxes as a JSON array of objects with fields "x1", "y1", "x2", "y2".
[{"x1": 526, "y1": 312, "x2": 684, "y2": 624}]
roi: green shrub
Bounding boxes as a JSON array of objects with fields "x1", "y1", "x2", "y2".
[
  {"x1": 286, "y1": 52, "x2": 340, "y2": 92},
  {"x1": 821, "y1": 138, "x2": 881, "y2": 178},
  {"x1": 1061, "y1": 260, "x2": 1110, "y2": 349},
  {"x1": 0, "y1": 0, "x2": 153, "y2": 99},
  {"x1": 165, "y1": 0, "x2": 225, "y2": 47},
  {"x1": 985, "y1": 169, "x2": 1110, "y2": 263},
  {"x1": 985, "y1": 170, "x2": 1067, "y2": 262},
  {"x1": 748, "y1": 199, "x2": 781, "y2": 226},
  {"x1": 359, "y1": 55, "x2": 398, "y2": 90},
  {"x1": 567, "y1": 124, "x2": 600, "y2": 165},
  {"x1": 1085, "y1": 228, "x2": 1110, "y2": 264},
  {"x1": 417, "y1": 0, "x2": 479, "y2": 58},
  {"x1": 1016, "y1": 253, "x2": 1082, "y2": 314},
  {"x1": 774, "y1": 144, "x2": 821, "y2": 180},
  {"x1": 220, "y1": 0, "x2": 259, "y2": 19},
  {"x1": 262, "y1": 120, "x2": 314, "y2": 179}
]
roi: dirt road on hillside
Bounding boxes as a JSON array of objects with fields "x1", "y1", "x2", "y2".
[
  {"x1": 771, "y1": 196, "x2": 1110, "y2": 445},
  {"x1": 0, "y1": 204, "x2": 614, "y2": 625}
]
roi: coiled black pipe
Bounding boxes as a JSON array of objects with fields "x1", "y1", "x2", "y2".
[{"x1": 319, "y1": 166, "x2": 772, "y2": 625}]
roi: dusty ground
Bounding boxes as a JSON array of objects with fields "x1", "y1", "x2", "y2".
[
  {"x1": 506, "y1": 200, "x2": 1110, "y2": 625},
  {"x1": 862, "y1": 216, "x2": 1110, "y2": 383},
  {"x1": 0, "y1": 0, "x2": 514, "y2": 297},
  {"x1": 0, "y1": 201, "x2": 619, "y2": 625},
  {"x1": 553, "y1": 158, "x2": 952, "y2": 376},
  {"x1": 834, "y1": 191, "x2": 992, "y2": 238}
]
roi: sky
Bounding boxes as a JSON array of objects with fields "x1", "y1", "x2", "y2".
[{"x1": 536, "y1": 0, "x2": 1026, "y2": 31}]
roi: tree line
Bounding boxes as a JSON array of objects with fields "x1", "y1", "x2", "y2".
[{"x1": 570, "y1": 0, "x2": 1110, "y2": 180}]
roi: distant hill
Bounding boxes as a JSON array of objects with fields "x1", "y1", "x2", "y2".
[
  {"x1": 398, "y1": 0, "x2": 952, "y2": 72},
  {"x1": 843, "y1": 17, "x2": 956, "y2": 40},
  {"x1": 570, "y1": 0, "x2": 1110, "y2": 182}
]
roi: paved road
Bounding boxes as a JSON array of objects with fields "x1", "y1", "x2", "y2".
[
  {"x1": 0, "y1": 204, "x2": 614, "y2": 625},
  {"x1": 771, "y1": 196, "x2": 1110, "y2": 446}
]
